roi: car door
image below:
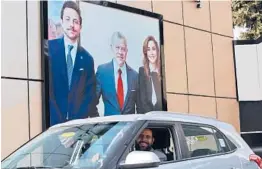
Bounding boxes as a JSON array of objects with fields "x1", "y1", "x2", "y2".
[
  {"x1": 155, "y1": 160, "x2": 193, "y2": 169},
  {"x1": 156, "y1": 122, "x2": 192, "y2": 169},
  {"x1": 178, "y1": 123, "x2": 242, "y2": 169}
]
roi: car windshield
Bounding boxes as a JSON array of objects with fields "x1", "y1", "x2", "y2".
[{"x1": 2, "y1": 121, "x2": 133, "y2": 169}]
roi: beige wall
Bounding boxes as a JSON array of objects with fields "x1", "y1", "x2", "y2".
[
  {"x1": 1, "y1": 0, "x2": 239, "y2": 159},
  {"x1": 1, "y1": 1, "x2": 42, "y2": 159}
]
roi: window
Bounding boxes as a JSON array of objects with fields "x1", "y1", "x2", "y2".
[
  {"x1": 227, "y1": 138, "x2": 237, "y2": 151},
  {"x1": 2, "y1": 122, "x2": 134, "y2": 169},
  {"x1": 181, "y1": 124, "x2": 233, "y2": 158},
  {"x1": 123, "y1": 125, "x2": 177, "y2": 163},
  {"x1": 149, "y1": 127, "x2": 176, "y2": 162},
  {"x1": 213, "y1": 129, "x2": 232, "y2": 152}
]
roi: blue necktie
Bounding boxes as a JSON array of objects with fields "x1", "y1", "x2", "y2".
[{"x1": 67, "y1": 45, "x2": 74, "y2": 88}]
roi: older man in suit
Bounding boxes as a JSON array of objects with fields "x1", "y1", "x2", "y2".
[
  {"x1": 96, "y1": 32, "x2": 141, "y2": 116},
  {"x1": 48, "y1": 1, "x2": 98, "y2": 126}
]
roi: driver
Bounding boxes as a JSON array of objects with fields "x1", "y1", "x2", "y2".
[{"x1": 135, "y1": 128, "x2": 167, "y2": 162}]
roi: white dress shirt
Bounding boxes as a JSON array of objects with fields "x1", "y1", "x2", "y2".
[
  {"x1": 149, "y1": 64, "x2": 158, "y2": 106},
  {"x1": 64, "y1": 36, "x2": 78, "y2": 66},
  {"x1": 113, "y1": 59, "x2": 128, "y2": 102}
]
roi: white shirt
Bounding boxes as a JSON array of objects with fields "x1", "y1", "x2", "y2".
[
  {"x1": 149, "y1": 64, "x2": 158, "y2": 105},
  {"x1": 113, "y1": 58, "x2": 128, "y2": 102},
  {"x1": 64, "y1": 36, "x2": 78, "y2": 66}
]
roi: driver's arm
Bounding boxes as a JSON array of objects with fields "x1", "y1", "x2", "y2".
[{"x1": 153, "y1": 150, "x2": 167, "y2": 162}]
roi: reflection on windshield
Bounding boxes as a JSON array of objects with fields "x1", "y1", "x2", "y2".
[{"x1": 2, "y1": 122, "x2": 132, "y2": 169}]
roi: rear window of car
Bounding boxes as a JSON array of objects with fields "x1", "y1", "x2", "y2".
[{"x1": 181, "y1": 124, "x2": 235, "y2": 158}]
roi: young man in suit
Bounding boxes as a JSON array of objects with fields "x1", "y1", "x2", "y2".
[
  {"x1": 48, "y1": 1, "x2": 98, "y2": 126},
  {"x1": 96, "y1": 32, "x2": 141, "y2": 116}
]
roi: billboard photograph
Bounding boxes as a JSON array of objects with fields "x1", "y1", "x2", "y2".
[{"x1": 42, "y1": 0, "x2": 166, "y2": 127}]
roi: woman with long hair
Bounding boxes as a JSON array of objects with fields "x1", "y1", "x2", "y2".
[{"x1": 138, "y1": 36, "x2": 163, "y2": 113}]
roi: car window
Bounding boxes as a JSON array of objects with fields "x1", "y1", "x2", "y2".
[
  {"x1": 181, "y1": 124, "x2": 219, "y2": 158},
  {"x1": 213, "y1": 129, "x2": 232, "y2": 152},
  {"x1": 122, "y1": 125, "x2": 177, "y2": 164},
  {"x1": 227, "y1": 138, "x2": 237, "y2": 151},
  {"x1": 2, "y1": 122, "x2": 133, "y2": 169},
  {"x1": 149, "y1": 127, "x2": 176, "y2": 162}
]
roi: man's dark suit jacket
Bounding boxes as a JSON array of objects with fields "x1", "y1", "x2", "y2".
[
  {"x1": 47, "y1": 37, "x2": 98, "y2": 126},
  {"x1": 138, "y1": 67, "x2": 163, "y2": 113},
  {"x1": 96, "y1": 60, "x2": 141, "y2": 116}
]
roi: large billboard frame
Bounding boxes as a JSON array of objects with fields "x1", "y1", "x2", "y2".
[{"x1": 40, "y1": 0, "x2": 167, "y2": 131}]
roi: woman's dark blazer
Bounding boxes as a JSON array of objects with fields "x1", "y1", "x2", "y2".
[{"x1": 138, "y1": 66, "x2": 163, "y2": 114}]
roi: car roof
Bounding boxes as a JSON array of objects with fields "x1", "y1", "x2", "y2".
[{"x1": 50, "y1": 111, "x2": 235, "y2": 132}]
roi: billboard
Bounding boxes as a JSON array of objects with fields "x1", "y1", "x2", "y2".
[{"x1": 41, "y1": 0, "x2": 166, "y2": 128}]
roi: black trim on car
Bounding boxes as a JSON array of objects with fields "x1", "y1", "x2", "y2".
[
  {"x1": 174, "y1": 122, "x2": 191, "y2": 159},
  {"x1": 119, "y1": 162, "x2": 160, "y2": 169},
  {"x1": 172, "y1": 122, "x2": 184, "y2": 160}
]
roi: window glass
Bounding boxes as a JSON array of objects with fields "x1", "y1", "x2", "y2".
[
  {"x1": 2, "y1": 122, "x2": 133, "y2": 169},
  {"x1": 227, "y1": 138, "x2": 237, "y2": 151},
  {"x1": 124, "y1": 126, "x2": 176, "y2": 163},
  {"x1": 182, "y1": 124, "x2": 219, "y2": 158},
  {"x1": 213, "y1": 129, "x2": 232, "y2": 152}
]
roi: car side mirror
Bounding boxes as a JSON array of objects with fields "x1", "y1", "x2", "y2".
[{"x1": 119, "y1": 151, "x2": 160, "y2": 169}]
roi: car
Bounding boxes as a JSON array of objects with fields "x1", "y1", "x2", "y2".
[{"x1": 2, "y1": 111, "x2": 262, "y2": 169}]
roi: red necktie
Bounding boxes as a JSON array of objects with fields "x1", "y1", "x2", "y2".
[{"x1": 117, "y1": 69, "x2": 124, "y2": 110}]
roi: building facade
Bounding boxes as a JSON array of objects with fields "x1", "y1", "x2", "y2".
[
  {"x1": 1, "y1": 0, "x2": 238, "y2": 159},
  {"x1": 234, "y1": 36, "x2": 262, "y2": 150}
]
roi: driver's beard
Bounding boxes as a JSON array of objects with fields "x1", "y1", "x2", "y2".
[{"x1": 135, "y1": 142, "x2": 152, "y2": 151}]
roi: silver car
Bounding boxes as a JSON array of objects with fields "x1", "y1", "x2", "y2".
[{"x1": 2, "y1": 111, "x2": 262, "y2": 169}]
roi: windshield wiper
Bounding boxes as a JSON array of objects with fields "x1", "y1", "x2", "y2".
[{"x1": 69, "y1": 140, "x2": 84, "y2": 165}]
